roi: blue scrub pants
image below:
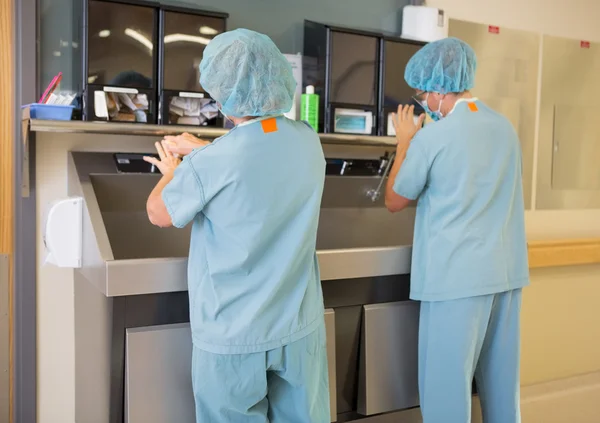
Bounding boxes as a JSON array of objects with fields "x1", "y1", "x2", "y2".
[
  {"x1": 419, "y1": 289, "x2": 522, "y2": 423},
  {"x1": 191, "y1": 323, "x2": 330, "y2": 423}
]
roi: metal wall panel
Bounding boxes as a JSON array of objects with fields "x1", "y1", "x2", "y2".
[
  {"x1": 357, "y1": 301, "x2": 420, "y2": 415},
  {"x1": 536, "y1": 35, "x2": 600, "y2": 209},
  {"x1": 449, "y1": 20, "x2": 541, "y2": 209},
  {"x1": 112, "y1": 293, "x2": 190, "y2": 423},
  {"x1": 14, "y1": 0, "x2": 38, "y2": 419},
  {"x1": 125, "y1": 323, "x2": 195, "y2": 423}
]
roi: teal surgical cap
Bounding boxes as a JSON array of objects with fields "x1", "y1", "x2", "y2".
[
  {"x1": 199, "y1": 28, "x2": 296, "y2": 118},
  {"x1": 404, "y1": 37, "x2": 477, "y2": 94}
]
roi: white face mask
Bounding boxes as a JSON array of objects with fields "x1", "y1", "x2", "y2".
[
  {"x1": 217, "y1": 104, "x2": 234, "y2": 125},
  {"x1": 423, "y1": 93, "x2": 444, "y2": 122}
]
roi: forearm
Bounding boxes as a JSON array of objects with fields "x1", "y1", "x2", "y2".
[
  {"x1": 385, "y1": 143, "x2": 409, "y2": 205},
  {"x1": 147, "y1": 174, "x2": 174, "y2": 227}
]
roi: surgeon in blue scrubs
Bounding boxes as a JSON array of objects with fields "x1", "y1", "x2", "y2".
[
  {"x1": 143, "y1": 29, "x2": 329, "y2": 423},
  {"x1": 385, "y1": 38, "x2": 529, "y2": 423}
]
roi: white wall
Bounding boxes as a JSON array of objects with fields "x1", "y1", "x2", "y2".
[
  {"x1": 36, "y1": 135, "x2": 159, "y2": 423},
  {"x1": 430, "y1": 0, "x2": 600, "y2": 42}
]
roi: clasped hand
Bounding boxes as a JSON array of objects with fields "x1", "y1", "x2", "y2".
[
  {"x1": 142, "y1": 133, "x2": 209, "y2": 176},
  {"x1": 163, "y1": 132, "x2": 210, "y2": 156}
]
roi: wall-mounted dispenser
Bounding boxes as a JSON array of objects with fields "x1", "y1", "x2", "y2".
[
  {"x1": 401, "y1": 5, "x2": 448, "y2": 42},
  {"x1": 379, "y1": 36, "x2": 426, "y2": 136},
  {"x1": 44, "y1": 197, "x2": 83, "y2": 268},
  {"x1": 159, "y1": 7, "x2": 228, "y2": 127},
  {"x1": 81, "y1": 0, "x2": 228, "y2": 126},
  {"x1": 304, "y1": 21, "x2": 381, "y2": 135},
  {"x1": 84, "y1": 0, "x2": 159, "y2": 123}
]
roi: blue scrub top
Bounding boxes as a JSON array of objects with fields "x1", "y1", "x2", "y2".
[
  {"x1": 162, "y1": 116, "x2": 326, "y2": 354},
  {"x1": 393, "y1": 99, "x2": 530, "y2": 301}
]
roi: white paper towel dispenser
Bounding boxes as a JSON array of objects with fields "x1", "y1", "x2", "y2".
[
  {"x1": 44, "y1": 197, "x2": 83, "y2": 268},
  {"x1": 401, "y1": 6, "x2": 448, "y2": 42}
]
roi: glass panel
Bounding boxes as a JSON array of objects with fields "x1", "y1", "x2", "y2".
[
  {"x1": 330, "y1": 32, "x2": 378, "y2": 106},
  {"x1": 163, "y1": 11, "x2": 225, "y2": 92},
  {"x1": 39, "y1": 0, "x2": 83, "y2": 98},
  {"x1": 87, "y1": 0, "x2": 155, "y2": 88},
  {"x1": 383, "y1": 40, "x2": 422, "y2": 108}
]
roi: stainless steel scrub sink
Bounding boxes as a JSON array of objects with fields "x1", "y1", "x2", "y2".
[
  {"x1": 70, "y1": 148, "x2": 415, "y2": 297},
  {"x1": 90, "y1": 174, "x2": 191, "y2": 260}
]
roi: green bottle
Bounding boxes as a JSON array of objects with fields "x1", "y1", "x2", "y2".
[{"x1": 301, "y1": 85, "x2": 319, "y2": 131}]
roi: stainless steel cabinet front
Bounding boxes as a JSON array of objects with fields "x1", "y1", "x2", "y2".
[
  {"x1": 325, "y1": 308, "x2": 338, "y2": 422},
  {"x1": 358, "y1": 301, "x2": 420, "y2": 415}
]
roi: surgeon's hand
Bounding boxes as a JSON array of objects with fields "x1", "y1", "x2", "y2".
[
  {"x1": 143, "y1": 141, "x2": 181, "y2": 177},
  {"x1": 162, "y1": 133, "x2": 210, "y2": 157},
  {"x1": 392, "y1": 105, "x2": 425, "y2": 148}
]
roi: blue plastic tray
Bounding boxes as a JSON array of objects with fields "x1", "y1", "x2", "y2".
[{"x1": 23, "y1": 103, "x2": 74, "y2": 121}]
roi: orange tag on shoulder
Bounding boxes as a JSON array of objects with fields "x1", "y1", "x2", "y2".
[
  {"x1": 261, "y1": 118, "x2": 278, "y2": 133},
  {"x1": 467, "y1": 102, "x2": 479, "y2": 112}
]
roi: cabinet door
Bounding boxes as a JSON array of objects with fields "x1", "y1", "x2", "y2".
[
  {"x1": 358, "y1": 301, "x2": 420, "y2": 415},
  {"x1": 330, "y1": 31, "x2": 378, "y2": 106},
  {"x1": 87, "y1": 0, "x2": 156, "y2": 88},
  {"x1": 536, "y1": 36, "x2": 600, "y2": 209},
  {"x1": 383, "y1": 40, "x2": 423, "y2": 108},
  {"x1": 162, "y1": 11, "x2": 225, "y2": 92},
  {"x1": 382, "y1": 40, "x2": 425, "y2": 136}
]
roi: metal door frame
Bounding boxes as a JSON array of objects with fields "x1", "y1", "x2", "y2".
[
  {"x1": 13, "y1": 0, "x2": 37, "y2": 420},
  {"x1": 1, "y1": 255, "x2": 9, "y2": 422}
]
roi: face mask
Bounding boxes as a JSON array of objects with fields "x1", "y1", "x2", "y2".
[
  {"x1": 217, "y1": 104, "x2": 234, "y2": 125},
  {"x1": 416, "y1": 93, "x2": 444, "y2": 122}
]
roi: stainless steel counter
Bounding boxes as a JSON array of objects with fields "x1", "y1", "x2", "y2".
[{"x1": 96, "y1": 246, "x2": 412, "y2": 296}]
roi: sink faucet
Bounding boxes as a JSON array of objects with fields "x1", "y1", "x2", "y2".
[{"x1": 366, "y1": 152, "x2": 396, "y2": 202}]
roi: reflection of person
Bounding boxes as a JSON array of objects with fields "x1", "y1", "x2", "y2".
[
  {"x1": 385, "y1": 38, "x2": 529, "y2": 423},
  {"x1": 143, "y1": 29, "x2": 329, "y2": 423},
  {"x1": 109, "y1": 70, "x2": 151, "y2": 88}
]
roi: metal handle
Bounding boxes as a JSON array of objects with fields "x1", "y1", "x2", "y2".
[
  {"x1": 21, "y1": 114, "x2": 31, "y2": 198},
  {"x1": 366, "y1": 152, "x2": 396, "y2": 202}
]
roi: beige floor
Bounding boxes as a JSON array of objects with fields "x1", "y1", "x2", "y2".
[{"x1": 390, "y1": 371, "x2": 600, "y2": 423}]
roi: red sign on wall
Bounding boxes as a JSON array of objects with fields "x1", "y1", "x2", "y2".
[
  {"x1": 581, "y1": 41, "x2": 591, "y2": 49},
  {"x1": 488, "y1": 26, "x2": 500, "y2": 34}
]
